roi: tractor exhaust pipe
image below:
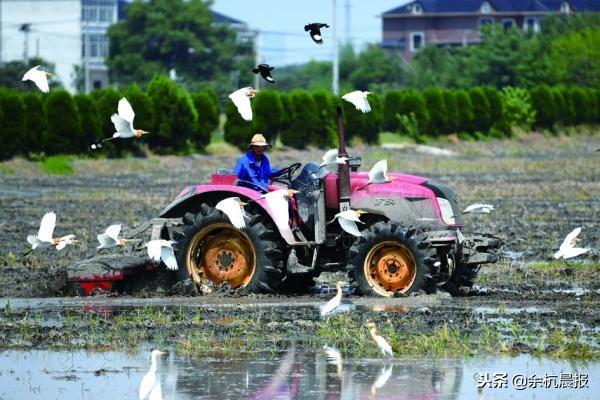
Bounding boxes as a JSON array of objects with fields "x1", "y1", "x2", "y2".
[{"x1": 336, "y1": 106, "x2": 351, "y2": 212}]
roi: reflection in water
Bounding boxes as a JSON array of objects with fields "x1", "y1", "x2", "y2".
[{"x1": 0, "y1": 348, "x2": 597, "y2": 399}]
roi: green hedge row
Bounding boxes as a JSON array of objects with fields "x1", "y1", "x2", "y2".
[{"x1": 0, "y1": 75, "x2": 219, "y2": 160}]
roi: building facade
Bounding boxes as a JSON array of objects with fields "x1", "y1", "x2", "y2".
[{"x1": 382, "y1": 0, "x2": 600, "y2": 62}]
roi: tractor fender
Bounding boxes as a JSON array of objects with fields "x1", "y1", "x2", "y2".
[{"x1": 160, "y1": 185, "x2": 297, "y2": 244}]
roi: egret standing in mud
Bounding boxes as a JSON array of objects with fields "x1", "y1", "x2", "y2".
[
  {"x1": 139, "y1": 349, "x2": 166, "y2": 400},
  {"x1": 323, "y1": 345, "x2": 343, "y2": 378},
  {"x1": 371, "y1": 364, "x2": 393, "y2": 396},
  {"x1": 554, "y1": 227, "x2": 590, "y2": 260},
  {"x1": 27, "y1": 211, "x2": 77, "y2": 251},
  {"x1": 145, "y1": 240, "x2": 178, "y2": 271},
  {"x1": 365, "y1": 321, "x2": 393, "y2": 357},
  {"x1": 321, "y1": 281, "x2": 343, "y2": 318}
]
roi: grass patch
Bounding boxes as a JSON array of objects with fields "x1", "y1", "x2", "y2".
[
  {"x1": 0, "y1": 163, "x2": 15, "y2": 175},
  {"x1": 40, "y1": 155, "x2": 74, "y2": 175},
  {"x1": 205, "y1": 141, "x2": 239, "y2": 156},
  {"x1": 378, "y1": 131, "x2": 413, "y2": 145}
]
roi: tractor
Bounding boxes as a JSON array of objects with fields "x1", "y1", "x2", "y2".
[{"x1": 154, "y1": 108, "x2": 500, "y2": 297}]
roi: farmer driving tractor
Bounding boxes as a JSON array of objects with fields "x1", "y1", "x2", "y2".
[{"x1": 233, "y1": 133, "x2": 281, "y2": 191}]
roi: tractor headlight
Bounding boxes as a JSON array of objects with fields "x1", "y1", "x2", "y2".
[{"x1": 437, "y1": 197, "x2": 456, "y2": 225}]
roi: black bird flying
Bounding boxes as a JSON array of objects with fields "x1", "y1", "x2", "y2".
[
  {"x1": 304, "y1": 23, "x2": 330, "y2": 45},
  {"x1": 252, "y1": 64, "x2": 275, "y2": 83}
]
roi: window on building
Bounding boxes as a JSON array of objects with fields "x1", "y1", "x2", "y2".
[
  {"x1": 409, "y1": 32, "x2": 424, "y2": 52},
  {"x1": 93, "y1": 80, "x2": 102, "y2": 89},
  {"x1": 560, "y1": 2, "x2": 571, "y2": 14},
  {"x1": 412, "y1": 3, "x2": 423, "y2": 14},
  {"x1": 480, "y1": 1, "x2": 492, "y2": 13},
  {"x1": 82, "y1": 0, "x2": 116, "y2": 23},
  {"x1": 479, "y1": 17, "x2": 493, "y2": 26},
  {"x1": 82, "y1": 33, "x2": 110, "y2": 59},
  {"x1": 524, "y1": 17, "x2": 540, "y2": 33},
  {"x1": 502, "y1": 19, "x2": 515, "y2": 31}
]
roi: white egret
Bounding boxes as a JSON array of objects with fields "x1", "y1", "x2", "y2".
[
  {"x1": 366, "y1": 321, "x2": 393, "y2": 357},
  {"x1": 320, "y1": 148, "x2": 349, "y2": 168},
  {"x1": 342, "y1": 90, "x2": 371, "y2": 113},
  {"x1": 321, "y1": 281, "x2": 343, "y2": 318},
  {"x1": 304, "y1": 23, "x2": 330, "y2": 44},
  {"x1": 228, "y1": 87, "x2": 257, "y2": 121},
  {"x1": 554, "y1": 227, "x2": 590, "y2": 260},
  {"x1": 258, "y1": 189, "x2": 298, "y2": 229},
  {"x1": 97, "y1": 224, "x2": 127, "y2": 249},
  {"x1": 139, "y1": 349, "x2": 166, "y2": 400},
  {"x1": 91, "y1": 97, "x2": 148, "y2": 149},
  {"x1": 145, "y1": 240, "x2": 178, "y2": 271},
  {"x1": 323, "y1": 345, "x2": 343, "y2": 378},
  {"x1": 462, "y1": 203, "x2": 494, "y2": 214},
  {"x1": 216, "y1": 197, "x2": 248, "y2": 229},
  {"x1": 252, "y1": 64, "x2": 275, "y2": 83},
  {"x1": 369, "y1": 160, "x2": 392, "y2": 184},
  {"x1": 22, "y1": 65, "x2": 52, "y2": 93},
  {"x1": 27, "y1": 212, "x2": 77, "y2": 250},
  {"x1": 329, "y1": 209, "x2": 367, "y2": 237},
  {"x1": 371, "y1": 364, "x2": 393, "y2": 396}
]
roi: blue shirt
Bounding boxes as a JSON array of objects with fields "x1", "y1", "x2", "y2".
[{"x1": 233, "y1": 151, "x2": 279, "y2": 191}]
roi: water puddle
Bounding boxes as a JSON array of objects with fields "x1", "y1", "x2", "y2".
[{"x1": 0, "y1": 347, "x2": 596, "y2": 399}]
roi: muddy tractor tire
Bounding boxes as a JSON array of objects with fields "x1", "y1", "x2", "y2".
[
  {"x1": 174, "y1": 203, "x2": 285, "y2": 293},
  {"x1": 443, "y1": 262, "x2": 478, "y2": 296},
  {"x1": 347, "y1": 221, "x2": 436, "y2": 297}
]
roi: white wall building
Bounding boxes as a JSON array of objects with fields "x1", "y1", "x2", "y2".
[{"x1": 0, "y1": 0, "x2": 119, "y2": 92}]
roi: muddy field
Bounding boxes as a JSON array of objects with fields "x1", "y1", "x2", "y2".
[{"x1": 0, "y1": 132, "x2": 598, "y2": 358}]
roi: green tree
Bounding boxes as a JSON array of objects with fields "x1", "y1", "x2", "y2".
[
  {"x1": 361, "y1": 92, "x2": 383, "y2": 144},
  {"x1": 22, "y1": 93, "x2": 48, "y2": 155},
  {"x1": 45, "y1": 90, "x2": 81, "y2": 155},
  {"x1": 422, "y1": 88, "x2": 447, "y2": 136},
  {"x1": 383, "y1": 90, "x2": 403, "y2": 132},
  {"x1": 0, "y1": 90, "x2": 26, "y2": 159},
  {"x1": 398, "y1": 90, "x2": 430, "y2": 137},
  {"x1": 278, "y1": 93, "x2": 294, "y2": 143},
  {"x1": 549, "y1": 28, "x2": 600, "y2": 87},
  {"x1": 441, "y1": 90, "x2": 459, "y2": 134},
  {"x1": 499, "y1": 87, "x2": 536, "y2": 131},
  {"x1": 124, "y1": 83, "x2": 153, "y2": 132},
  {"x1": 224, "y1": 101, "x2": 251, "y2": 151},
  {"x1": 147, "y1": 75, "x2": 198, "y2": 153},
  {"x1": 74, "y1": 94, "x2": 102, "y2": 153},
  {"x1": 107, "y1": 0, "x2": 240, "y2": 90},
  {"x1": 94, "y1": 87, "x2": 122, "y2": 155},
  {"x1": 252, "y1": 90, "x2": 283, "y2": 144},
  {"x1": 529, "y1": 85, "x2": 556, "y2": 129},
  {"x1": 455, "y1": 90, "x2": 475, "y2": 133},
  {"x1": 469, "y1": 88, "x2": 492, "y2": 133},
  {"x1": 311, "y1": 89, "x2": 337, "y2": 148},
  {"x1": 569, "y1": 87, "x2": 591, "y2": 125},
  {"x1": 280, "y1": 90, "x2": 318, "y2": 149},
  {"x1": 348, "y1": 45, "x2": 405, "y2": 91}
]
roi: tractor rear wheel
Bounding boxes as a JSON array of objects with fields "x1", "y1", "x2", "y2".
[
  {"x1": 174, "y1": 204, "x2": 285, "y2": 293},
  {"x1": 347, "y1": 221, "x2": 436, "y2": 297}
]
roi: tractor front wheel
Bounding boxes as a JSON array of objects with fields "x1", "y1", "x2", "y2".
[
  {"x1": 174, "y1": 204, "x2": 285, "y2": 293},
  {"x1": 347, "y1": 221, "x2": 436, "y2": 297}
]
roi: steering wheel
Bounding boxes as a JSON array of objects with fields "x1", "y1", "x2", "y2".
[{"x1": 271, "y1": 162, "x2": 302, "y2": 186}]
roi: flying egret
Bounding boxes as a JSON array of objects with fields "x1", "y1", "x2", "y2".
[
  {"x1": 342, "y1": 90, "x2": 371, "y2": 113},
  {"x1": 145, "y1": 240, "x2": 178, "y2": 271},
  {"x1": 216, "y1": 197, "x2": 248, "y2": 229},
  {"x1": 329, "y1": 209, "x2": 367, "y2": 237},
  {"x1": 27, "y1": 212, "x2": 77, "y2": 251},
  {"x1": 462, "y1": 203, "x2": 494, "y2": 214},
  {"x1": 258, "y1": 189, "x2": 298, "y2": 229},
  {"x1": 252, "y1": 64, "x2": 275, "y2": 83},
  {"x1": 229, "y1": 87, "x2": 257, "y2": 121},
  {"x1": 304, "y1": 23, "x2": 330, "y2": 44},
  {"x1": 323, "y1": 345, "x2": 343, "y2": 378},
  {"x1": 97, "y1": 224, "x2": 127, "y2": 249},
  {"x1": 320, "y1": 148, "x2": 349, "y2": 170},
  {"x1": 22, "y1": 65, "x2": 52, "y2": 93},
  {"x1": 321, "y1": 281, "x2": 343, "y2": 317},
  {"x1": 91, "y1": 98, "x2": 149, "y2": 149},
  {"x1": 139, "y1": 349, "x2": 166, "y2": 400},
  {"x1": 371, "y1": 364, "x2": 394, "y2": 396},
  {"x1": 365, "y1": 321, "x2": 393, "y2": 357},
  {"x1": 554, "y1": 227, "x2": 590, "y2": 260}
]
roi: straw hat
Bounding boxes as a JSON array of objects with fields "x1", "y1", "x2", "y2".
[{"x1": 248, "y1": 133, "x2": 270, "y2": 148}]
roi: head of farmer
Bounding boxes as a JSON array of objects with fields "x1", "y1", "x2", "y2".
[{"x1": 233, "y1": 134, "x2": 281, "y2": 191}]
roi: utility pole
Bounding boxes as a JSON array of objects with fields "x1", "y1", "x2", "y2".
[
  {"x1": 84, "y1": 33, "x2": 90, "y2": 93},
  {"x1": 254, "y1": 29, "x2": 260, "y2": 90},
  {"x1": 345, "y1": 0, "x2": 351, "y2": 44},
  {"x1": 20, "y1": 23, "x2": 31, "y2": 64},
  {"x1": 332, "y1": 0, "x2": 339, "y2": 95}
]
